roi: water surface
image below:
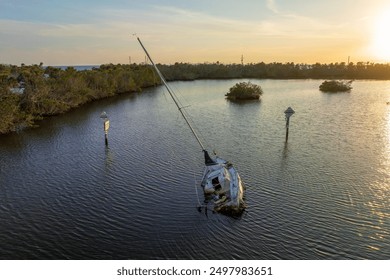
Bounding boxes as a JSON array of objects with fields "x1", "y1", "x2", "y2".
[{"x1": 0, "y1": 79, "x2": 389, "y2": 259}]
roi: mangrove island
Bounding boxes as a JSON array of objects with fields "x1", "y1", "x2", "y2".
[{"x1": 225, "y1": 81, "x2": 263, "y2": 100}]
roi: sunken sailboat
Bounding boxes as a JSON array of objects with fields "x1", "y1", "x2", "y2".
[{"x1": 136, "y1": 37, "x2": 245, "y2": 216}]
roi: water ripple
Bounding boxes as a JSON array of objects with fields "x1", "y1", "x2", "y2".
[{"x1": 1, "y1": 80, "x2": 389, "y2": 259}]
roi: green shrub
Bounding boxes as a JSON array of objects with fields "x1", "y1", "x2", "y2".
[
  {"x1": 225, "y1": 81, "x2": 263, "y2": 100},
  {"x1": 319, "y1": 80, "x2": 352, "y2": 92}
]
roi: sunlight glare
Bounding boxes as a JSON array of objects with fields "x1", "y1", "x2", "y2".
[{"x1": 372, "y1": 9, "x2": 390, "y2": 61}]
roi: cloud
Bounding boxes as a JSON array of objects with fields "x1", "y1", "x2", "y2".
[
  {"x1": 266, "y1": 0, "x2": 279, "y2": 14},
  {"x1": 0, "y1": 18, "x2": 128, "y2": 64},
  {"x1": 0, "y1": 3, "x2": 374, "y2": 65}
]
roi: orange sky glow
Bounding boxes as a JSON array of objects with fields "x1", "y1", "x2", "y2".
[{"x1": 1, "y1": 0, "x2": 390, "y2": 65}]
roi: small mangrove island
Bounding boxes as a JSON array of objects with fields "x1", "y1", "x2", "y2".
[
  {"x1": 225, "y1": 81, "x2": 263, "y2": 100},
  {"x1": 319, "y1": 80, "x2": 353, "y2": 92}
]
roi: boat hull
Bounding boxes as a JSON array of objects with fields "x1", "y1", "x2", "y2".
[{"x1": 201, "y1": 157, "x2": 246, "y2": 216}]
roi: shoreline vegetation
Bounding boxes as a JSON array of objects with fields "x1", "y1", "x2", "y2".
[{"x1": 1, "y1": 61, "x2": 390, "y2": 134}]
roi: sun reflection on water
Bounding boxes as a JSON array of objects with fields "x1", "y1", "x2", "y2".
[
  {"x1": 363, "y1": 102, "x2": 390, "y2": 252},
  {"x1": 382, "y1": 104, "x2": 390, "y2": 188}
]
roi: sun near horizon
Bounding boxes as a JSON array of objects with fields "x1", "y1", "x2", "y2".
[
  {"x1": 370, "y1": 7, "x2": 390, "y2": 62},
  {"x1": 1, "y1": 1, "x2": 390, "y2": 65}
]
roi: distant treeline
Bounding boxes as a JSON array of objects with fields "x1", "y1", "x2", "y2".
[
  {"x1": 1, "y1": 61, "x2": 390, "y2": 134},
  {"x1": 159, "y1": 61, "x2": 390, "y2": 80}
]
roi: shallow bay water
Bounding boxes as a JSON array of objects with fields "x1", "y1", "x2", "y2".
[{"x1": 0, "y1": 79, "x2": 389, "y2": 259}]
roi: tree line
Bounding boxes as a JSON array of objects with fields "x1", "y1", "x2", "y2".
[
  {"x1": 1, "y1": 61, "x2": 390, "y2": 134},
  {"x1": 0, "y1": 63, "x2": 158, "y2": 134},
  {"x1": 159, "y1": 61, "x2": 390, "y2": 80}
]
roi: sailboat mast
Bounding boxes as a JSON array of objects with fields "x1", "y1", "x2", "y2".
[{"x1": 136, "y1": 37, "x2": 205, "y2": 151}]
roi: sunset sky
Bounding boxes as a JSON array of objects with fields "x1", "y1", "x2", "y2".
[{"x1": 1, "y1": 0, "x2": 390, "y2": 66}]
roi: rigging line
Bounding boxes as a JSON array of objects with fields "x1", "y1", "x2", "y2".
[
  {"x1": 168, "y1": 84, "x2": 210, "y2": 146},
  {"x1": 160, "y1": 84, "x2": 203, "y2": 150},
  {"x1": 136, "y1": 36, "x2": 205, "y2": 151},
  {"x1": 168, "y1": 81, "x2": 192, "y2": 111},
  {"x1": 193, "y1": 169, "x2": 210, "y2": 210},
  {"x1": 160, "y1": 83, "x2": 171, "y2": 105},
  {"x1": 165, "y1": 83, "x2": 207, "y2": 145},
  {"x1": 140, "y1": 40, "x2": 208, "y2": 152},
  {"x1": 193, "y1": 170, "x2": 203, "y2": 207},
  {"x1": 167, "y1": 81, "x2": 209, "y2": 149}
]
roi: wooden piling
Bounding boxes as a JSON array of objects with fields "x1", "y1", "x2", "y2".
[
  {"x1": 285, "y1": 117, "x2": 290, "y2": 142},
  {"x1": 104, "y1": 120, "x2": 110, "y2": 146}
]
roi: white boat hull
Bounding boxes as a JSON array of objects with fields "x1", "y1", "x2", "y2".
[{"x1": 201, "y1": 153, "x2": 245, "y2": 215}]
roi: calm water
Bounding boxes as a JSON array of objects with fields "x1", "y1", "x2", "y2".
[{"x1": 0, "y1": 79, "x2": 389, "y2": 259}]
